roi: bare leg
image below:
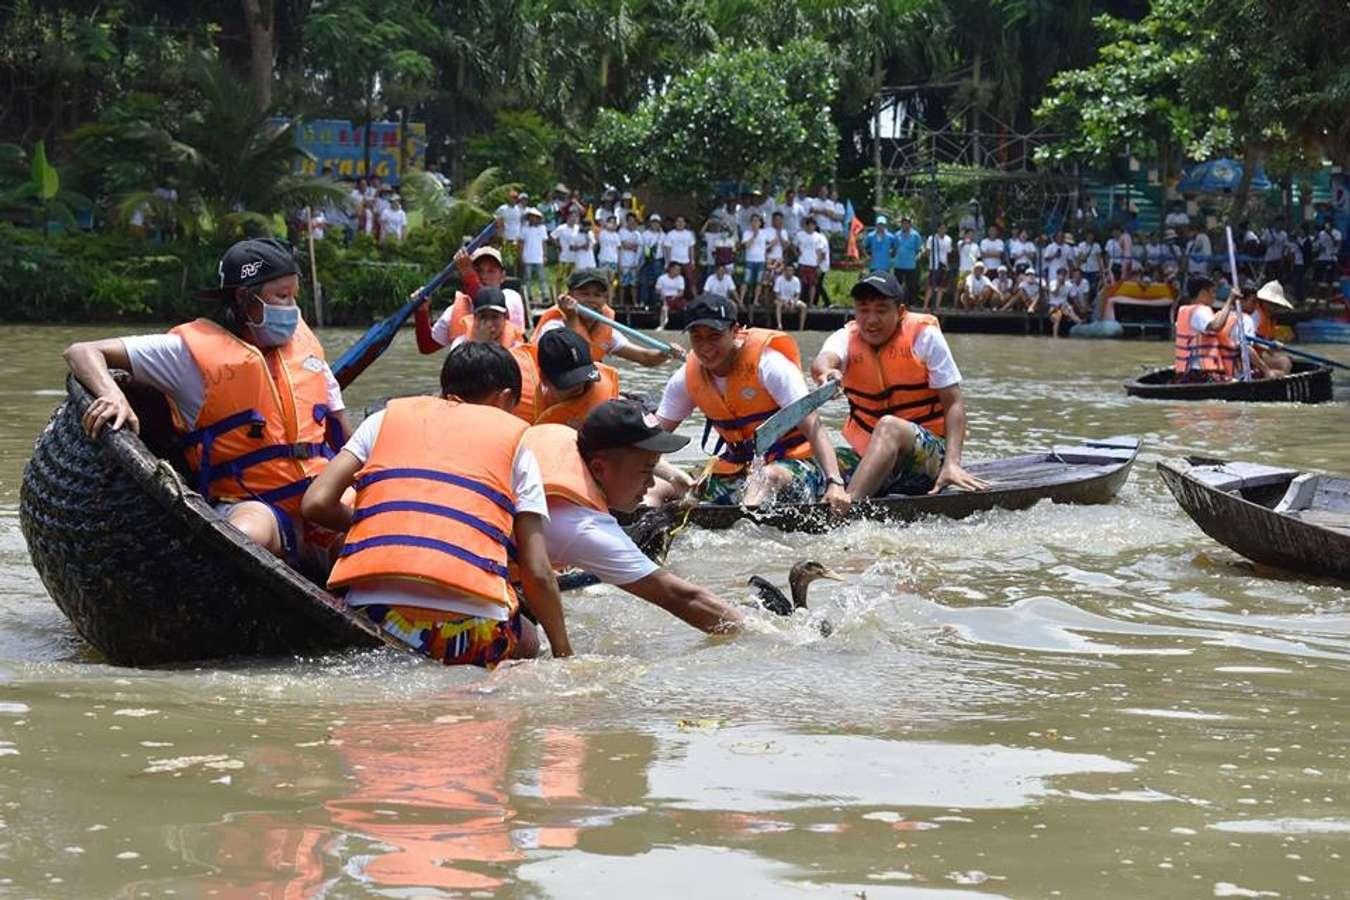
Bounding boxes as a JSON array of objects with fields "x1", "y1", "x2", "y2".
[
  {"x1": 508, "y1": 616, "x2": 540, "y2": 659},
  {"x1": 844, "y1": 416, "x2": 915, "y2": 500},
  {"x1": 658, "y1": 299, "x2": 669, "y2": 330},
  {"x1": 742, "y1": 463, "x2": 793, "y2": 506},
  {"x1": 225, "y1": 500, "x2": 284, "y2": 557},
  {"x1": 797, "y1": 303, "x2": 806, "y2": 331},
  {"x1": 774, "y1": 300, "x2": 783, "y2": 330}
]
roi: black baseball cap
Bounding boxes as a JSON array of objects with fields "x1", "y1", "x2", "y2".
[
  {"x1": 472, "y1": 286, "x2": 509, "y2": 314},
  {"x1": 195, "y1": 238, "x2": 298, "y2": 300},
  {"x1": 683, "y1": 293, "x2": 738, "y2": 331},
  {"x1": 537, "y1": 329, "x2": 599, "y2": 390},
  {"x1": 578, "y1": 399, "x2": 689, "y2": 454},
  {"x1": 568, "y1": 267, "x2": 610, "y2": 290},
  {"x1": 850, "y1": 271, "x2": 903, "y2": 301}
]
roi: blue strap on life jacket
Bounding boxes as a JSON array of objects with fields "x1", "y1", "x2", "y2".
[
  {"x1": 354, "y1": 467, "x2": 517, "y2": 516},
  {"x1": 179, "y1": 409, "x2": 268, "y2": 499},
  {"x1": 700, "y1": 409, "x2": 805, "y2": 466},
  {"x1": 339, "y1": 534, "x2": 511, "y2": 580},
  {"x1": 350, "y1": 499, "x2": 518, "y2": 559}
]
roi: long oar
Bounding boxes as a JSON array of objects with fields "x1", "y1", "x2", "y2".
[
  {"x1": 330, "y1": 220, "x2": 496, "y2": 388},
  {"x1": 1225, "y1": 225, "x2": 1252, "y2": 382},
  {"x1": 1251, "y1": 335, "x2": 1350, "y2": 372},
  {"x1": 576, "y1": 303, "x2": 676, "y2": 353}
]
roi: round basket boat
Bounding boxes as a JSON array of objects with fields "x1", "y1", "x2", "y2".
[
  {"x1": 19, "y1": 374, "x2": 385, "y2": 667},
  {"x1": 1123, "y1": 361, "x2": 1334, "y2": 403}
]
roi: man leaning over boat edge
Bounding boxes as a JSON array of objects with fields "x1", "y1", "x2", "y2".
[
  {"x1": 811, "y1": 272, "x2": 988, "y2": 500},
  {"x1": 63, "y1": 238, "x2": 351, "y2": 568}
]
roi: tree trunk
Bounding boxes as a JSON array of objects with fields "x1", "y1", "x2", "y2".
[
  {"x1": 1230, "y1": 143, "x2": 1261, "y2": 223},
  {"x1": 362, "y1": 74, "x2": 374, "y2": 177},
  {"x1": 241, "y1": 0, "x2": 275, "y2": 110}
]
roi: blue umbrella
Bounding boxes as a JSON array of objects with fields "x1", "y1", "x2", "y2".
[{"x1": 1176, "y1": 158, "x2": 1273, "y2": 194}]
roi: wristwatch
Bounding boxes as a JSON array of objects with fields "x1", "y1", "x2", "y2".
[{"x1": 826, "y1": 476, "x2": 846, "y2": 488}]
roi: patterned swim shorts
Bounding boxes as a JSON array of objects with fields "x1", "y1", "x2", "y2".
[
  {"x1": 836, "y1": 421, "x2": 946, "y2": 495},
  {"x1": 697, "y1": 458, "x2": 827, "y2": 506},
  {"x1": 361, "y1": 604, "x2": 524, "y2": 668}
]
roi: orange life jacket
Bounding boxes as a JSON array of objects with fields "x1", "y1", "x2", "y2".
[
  {"x1": 1173, "y1": 304, "x2": 1237, "y2": 376},
  {"x1": 508, "y1": 345, "x2": 542, "y2": 424},
  {"x1": 444, "y1": 292, "x2": 473, "y2": 344},
  {"x1": 168, "y1": 317, "x2": 340, "y2": 517},
  {"x1": 458, "y1": 315, "x2": 522, "y2": 349},
  {"x1": 684, "y1": 328, "x2": 814, "y2": 475},
  {"x1": 1254, "y1": 306, "x2": 1277, "y2": 341},
  {"x1": 328, "y1": 396, "x2": 527, "y2": 610},
  {"x1": 532, "y1": 304, "x2": 617, "y2": 362},
  {"x1": 841, "y1": 314, "x2": 946, "y2": 455},
  {"x1": 535, "y1": 364, "x2": 621, "y2": 429},
  {"x1": 521, "y1": 424, "x2": 609, "y2": 512}
]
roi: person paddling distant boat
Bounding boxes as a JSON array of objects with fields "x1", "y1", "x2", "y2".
[
  {"x1": 535, "y1": 268, "x2": 686, "y2": 367},
  {"x1": 64, "y1": 238, "x2": 351, "y2": 568}
]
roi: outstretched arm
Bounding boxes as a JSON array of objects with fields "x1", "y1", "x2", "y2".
[
  {"x1": 515, "y1": 512, "x2": 573, "y2": 658},
  {"x1": 64, "y1": 338, "x2": 139, "y2": 438},
  {"x1": 623, "y1": 569, "x2": 742, "y2": 634}
]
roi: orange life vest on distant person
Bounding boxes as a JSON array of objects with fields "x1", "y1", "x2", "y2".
[
  {"x1": 841, "y1": 314, "x2": 946, "y2": 455},
  {"x1": 535, "y1": 364, "x2": 621, "y2": 429},
  {"x1": 521, "y1": 424, "x2": 609, "y2": 512},
  {"x1": 684, "y1": 328, "x2": 814, "y2": 476},
  {"x1": 327, "y1": 396, "x2": 527, "y2": 610},
  {"x1": 458, "y1": 315, "x2": 522, "y2": 349},
  {"x1": 444, "y1": 291, "x2": 473, "y2": 344},
  {"x1": 1173, "y1": 304, "x2": 1236, "y2": 377},
  {"x1": 533, "y1": 304, "x2": 617, "y2": 362},
  {"x1": 508, "y1": 345, "x2": 542, "y2": 424},
  {"x1": 168, "y1": 317, "x2": 340, "y2": 517}
]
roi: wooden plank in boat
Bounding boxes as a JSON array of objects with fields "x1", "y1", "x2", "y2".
[
  {"x1": 1187, "y1": 462, "x2": 1299, "y2": 492},
  {"x1": 1051, "y1": 445, "x2": 1138, "y2": 463},
  {"x1": 1274, "y1": 473, "x2": 1320, "y2": 513},
  {"x1": 1286, "y1": 509, "x2": 1350, "y2": 536}
]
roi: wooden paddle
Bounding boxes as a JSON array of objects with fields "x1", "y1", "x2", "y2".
[
  {"x1": 1250, "y1": 335, "x2": 1350, "y2": 371},
  {"x1": 330, "y1": 220, "x2": 497, "y2": 388},
  {"x1": 575, "y1": 302, "x2": 677, "y2": 354},
  {"x1": 753, "y1": 380, "x2": 839, "y2": 457}
]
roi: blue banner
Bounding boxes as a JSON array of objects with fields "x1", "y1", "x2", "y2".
[{"x1": 271, "y1": 118, "x2": 427, "y2": 184}]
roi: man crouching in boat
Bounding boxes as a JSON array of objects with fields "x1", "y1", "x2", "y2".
[
  {"x1": 653, "y1": 294, "x2": 850, "y2": 513},
  {"x1": 302, "y1": 342, "x2": 572, "y2": 667},
  {"x1": 64, "y1": 238, "x2": 350, "y2": 568},
  {"x1": 811, "y1": 272, "x2": 988, "y2": 499},
  {"x1": 523, "y1": 400, "x2": 743, "y2": 635}
]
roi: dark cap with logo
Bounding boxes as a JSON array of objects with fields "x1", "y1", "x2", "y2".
[
  {"x1": 196, "y1": 238, "x2": 298, "y2": 300},
  {"x1": 472, "y1": 286, "x2": 509, "y2": 314},
  {"x1": 537, "y1": 328, "x2": 599, "y2": 390},
  {"x1": 850, "y1": 271, "x2": 904, "y2": 302},
  {"x1": 578, "y1": 399, "x2": 689, "y2": 455},
  {"x1": 683, "y1": 293, "x2": 739, "y2": 331},
  {"x1": 568, "y1": 267, "x2": 610, "y2": 290}
]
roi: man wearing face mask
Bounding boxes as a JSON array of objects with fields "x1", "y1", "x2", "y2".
[{"x1": 63, "y1": 238, "x2": 351, "y2": 567}]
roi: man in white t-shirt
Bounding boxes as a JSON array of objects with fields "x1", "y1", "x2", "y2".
[
  {"x1": 793, "y1": 217, "x2": 828, "y2": 307},
  {"x1": 301, "y1": 342, "x2": 572, "y2": 665},
  {"x1": 519, "y1": 207, "x2": 551, "y2": 305},
  {"x1": 773, "y1": 262, "x2": 805, "y2": 331},
  {"x1": 597, "y1": 214, "x2": 622, "y2": 275},
  {"x1": 617, "y1": 211, "x2": 643, "y2": 307},
  {"x1": 921, "y1": 222, "x2": 953, "y2": 310},
  {"x1": 531, "y1": 400, "x2": 743, "y2": 634},
  {"x1": 662, "y1": 215, "x2": 698, "y2": 302},
  {"x1": 703, "y1": 262, "x2": 739, "y2": 303},
  {"x1": 979, "y1": 224, "x2": 1006, "y2": 271},
  {"x1": 655, "y1": 294, "x2": 848, "y2": 512},
  {"x1": 379, "y1": 196, "x2": 407, "y2": 242},
  {"x1": 957, "y1": 228, "x2": 980, "y2": 276},
  {"x1": 812, "y1": 272, "x2": 987, "y2": 501},
  {"x1": 495, "y1": 192, "x2": 524, "y2": 244},
  {"x1": 551, "y1": 208, "x2": 584, "y2": 295},
  {"x1": 958, "y1": 261, "x2": 1000, "y2": 309},
  {"x1": 655, "y1": 260, "x2": 686, "y2": 329}
]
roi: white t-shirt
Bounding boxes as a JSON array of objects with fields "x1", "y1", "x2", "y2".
[
  {"x1": 379, "y1": 207, "x2": 407, "y2": 241},
  {"x1": 774, "y1": 275, "x2": 802, "y2": 303},
  {"x1": 1066, "y1": 277, "x2": 1092, "y2": 305},
  {"x1": 958, "y1": 239, "x2": 980, "y2": 273},
  {"x1": 543, "y1": 502, "x2": 657, "y2": 587},
  {"x1": 1010, "y1": 238, "x2": 1036, "y2": 267},
  {"x1": 820, "y1": 322, "x2": 961, "y2": 389},
  {"x1": 535, "y1": 318, "x2": 629, "y2": 355},
  {"x1": 496, "y1": 203, "x2": 523, "y2": 241},
  {"x1": 641, "y1": 228, "x2": 663, "y2": 259},
  {"x1": 663, "y1": 229, "x2": 697, "y2": 265},
  {"x1": 655, "y1": 273, "x2": 685, "y2": 300},
  {"x1": 703, "y1": 273, "x2": 736, "y2": 296},
  {"x1": 431, "y1": 288, "x2": 527, "y2": 345},
  {"x1": 702, "y1": 231, "x2": 719, "y2": 266},
  {"x1": 339, "y1": 409, "x2": 547, "y2": 621},
  {"x1": 1186, "y1": 233, "x2": 1212, "y2": 269},
  {"x1": 1077, "y1": 241, "x2": 1104, "y2": 274},
  {"x1": 1261, "y1": 229, "x2": 1286, "y2": 262},
  {"x1": 742, "y1": 228, "x2": 769, "y2": 263},
  {"x1": 979, "y1": 237, "x2": 1005, "y2": 268},
  {"x1": 1043, "y1": 242, "x2": 1072, "y2": 272},
  {"x1": 928, "y1": 233, "x2": 953, "y2": 268},
  {"x1": 1045, "y1": 278, "x2": 1070, "y2": 307},
  {"x1": 520, "y1": 223, "x2": 548, "y2": 265},
  {"x1": 618, "y1": 228, "x2": 642, "y2": 268},
  {"x1": 764, "y1": 227, "x2": 788, "y2": 262},
  {"x1": 597, "y1": 228, "x2": 621, "y2": 265},
  {"x1": 552, "y1": 224, "x2": 577, "y2": 264},
  {"x1": 570, "y1": 228, "x2": 597, "y2": 269},
  {"x1": 1105, "y1": 237, "x2": 1124, "y2": 266},
  {"x1": 123, "y1": 331, "x2": 344, "y2": 429},
  {"x1": 657, "y1": 348, "x2": 807, "y2": 424},
  {"x1": 965, "y1": 273, "x2": 996, "y2": 297},
  {"x1": 1315, "y1": 230, "x2": 1337, "y2": 262},
  {"x1": 795, "y1": 230, "x2": 828, "y2": 267}
]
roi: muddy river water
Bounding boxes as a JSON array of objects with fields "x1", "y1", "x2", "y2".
[{"x1": 0, "y1": 324, "x2": 1347, "y2": 898}]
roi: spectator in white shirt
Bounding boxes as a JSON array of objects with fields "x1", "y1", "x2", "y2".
[
  {"x1": 519, "y1": 207, "x2": 551, "y2": 306},
  {"x1": 741, "y1": 212, "x2": 770, "y2": 307},
  {"x1": 655, "y1": 260, "x2": 686, "y2": 329},
  {"x1": 1065, "y1": 265, "x2": 1094, "y2": 318},
  {"x1": 1000, "y1": 265, "x2": 1041, "y2": 312},
  {"x1": 551, "y1": 208, "x2": 582, "y2": 295},
  {"x1": 597, "y1": 215, "x2": 622, "y2": 277},
  {"x1": 1010, "y1": 227, "x2": 1036, "y2": 271},
  {"x1": 764, "y1": 211, "x2": 789, "y2": 275},
  {"x1": 979, "y1": 224, "x2": 1006, "y2": 271},
  {"x1": 957, "y1": 228, "x2": 980, "y2": 276},
  {"x1": 794, "y1": 217, "x2": 829, "y2": 307},
  {"x1": 702, "y1": 262, "x2": 739, "y2": 303},
  {"x1": 378, "y1": 195, "x2": 407, "y2": 242},
  {"x1": 1077, "y1": 229, "x2": 1105, "y2": 296},
  {"x1": 959, "y1": 262, "x2": 1000, "y2": 309},
  {"x1": 495, "y1": 192, "x2": 524, "y2": 244},
  {"x1": 1044, "y1": 265, "x2": 1082, "y2": 336},
  {"x1": 779, "y1": 188, "x2": 804, "y2": 236},
  {"x1": 773, "y1": 262, "x2": 805, "y2": 330},
  {"x1": 617, "y1": 212, "x2": 642, "y2": 308},
  {"x1": 921, "y1": 222, "x2": 953, "y2": 310},
  {"x1": 662, "y1": 215, "x2": 697, "y2": 302}
]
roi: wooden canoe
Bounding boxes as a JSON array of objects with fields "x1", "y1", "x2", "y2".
[
  {"x1": 624, "y1": 437, "x2": 1140, "y2": 537},
  {"x1": 1123, "y1": 361, "x2": 1334, "y2": 403},
  {"x1": 1157, "y1": 457, "x2": 1350, "y2": 581}
]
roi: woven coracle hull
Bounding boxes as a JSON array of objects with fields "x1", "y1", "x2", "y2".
[
  {"x1": 19, "y1": 376, "x2": 383, "y2": 666},
  {"x1": 1124, "y1": 362, "x2": 1334, "y2": 403}
]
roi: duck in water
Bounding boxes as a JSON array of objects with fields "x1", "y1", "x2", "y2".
[{"x1": 748, "y1": 561, "x2": 841, "y2": 633}]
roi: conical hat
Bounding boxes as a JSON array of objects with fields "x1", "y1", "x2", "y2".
[{"x1": 1256, "y1": 280, "x2": 1293, "y2": 309}]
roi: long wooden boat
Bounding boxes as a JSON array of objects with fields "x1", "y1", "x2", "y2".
[
  {"x1": 625, "y1": 437, "x2": 1140, "y2": 537},
  {"x1": 1158, "y1": 457, "x2": 1350, "y2": 581},
  {"x1": 18, "y1": 375, "x2": 392, "y2": 666},
  {"x1": 1124, "y1": 361, "x2": 1333, "y2": 403}
]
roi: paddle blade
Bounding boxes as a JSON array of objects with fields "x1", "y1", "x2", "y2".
[{"x1": 754, "y1": 381, "x2": 838, "y2": 457}]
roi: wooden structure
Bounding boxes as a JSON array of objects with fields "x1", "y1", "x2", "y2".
[{"x1": 1124, "y1": 362, "x2": 1334, "y2": 403}]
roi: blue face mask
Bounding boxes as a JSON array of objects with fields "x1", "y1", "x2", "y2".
[{"x1": 246, "y1": 298, "x2": 300, "y2": 347}]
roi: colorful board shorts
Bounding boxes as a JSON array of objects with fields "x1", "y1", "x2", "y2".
[
  {"x1": 697, "y1": 457, "x2": 827, "y2": 506},
  {"x1": 361, "y1": 604, "x2": 524, "y2": 668},
  {"x1": 836, "y1": 420, "x2": 946, "y2": 495}
]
